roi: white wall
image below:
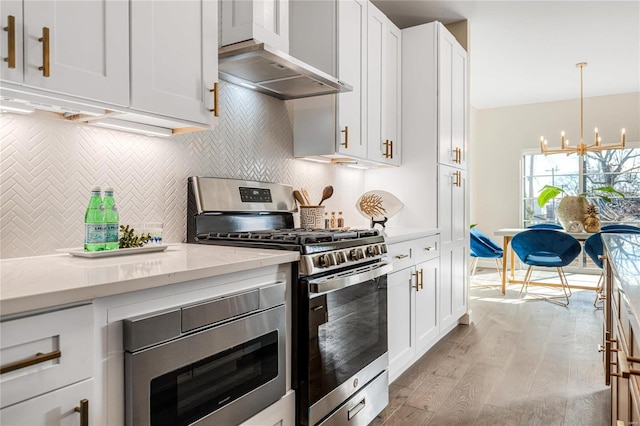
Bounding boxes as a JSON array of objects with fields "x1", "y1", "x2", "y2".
[
  {"x1": 0, "y1": 82, "x2": 365, "y2": 259},
  {"x1": 470, "y1": 92, "x2": 640, "y2": 240}
]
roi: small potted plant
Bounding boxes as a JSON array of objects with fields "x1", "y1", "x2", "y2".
[{"x1": 537, "y1": 185, "x2": 625, "y2": 232}]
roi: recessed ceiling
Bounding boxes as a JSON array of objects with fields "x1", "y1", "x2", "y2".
[{"x1": 371, "y1": 0, "x2": 640, "y2": 109}]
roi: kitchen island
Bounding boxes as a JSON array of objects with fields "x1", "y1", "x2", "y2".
[
  {"x1": 0, "y1": 244, "x2": 299, "y2": 426},
  {"x1": 603, "y1": 233, "x2": 640, "y2": 424}
]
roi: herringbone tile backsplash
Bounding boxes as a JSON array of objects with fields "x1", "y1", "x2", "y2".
[{"x1": 0, "y1": 82, "x2": 365, "y2": 258}]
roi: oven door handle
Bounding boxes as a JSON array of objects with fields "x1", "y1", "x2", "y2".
[{"x1": 308, "y1": 262, "x2": 393, "y2": 295}]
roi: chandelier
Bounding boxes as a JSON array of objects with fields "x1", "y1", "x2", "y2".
[{"x1": 540, "y1": 62, "x2": 626, "y2": 156}]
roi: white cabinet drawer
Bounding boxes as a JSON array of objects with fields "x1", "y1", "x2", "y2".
[
  {"x1": 1, "y1": 304, "x2": 93, "y2": 408},
  {"x1": 386, "y1": 240, "x2": 413, "y2": 271},
  {"x1": 0, "y1": 378, "x2": 93, "y2": 425},
  {"x1": 411, "y1": 235, "x2": 439, "y2": 264}
]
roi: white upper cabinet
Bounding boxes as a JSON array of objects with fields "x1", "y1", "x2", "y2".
[
  {"x1": 290, "y1": 0, "x2": 372, "y2": 163},
  {"x1": 438, "y1": 26, "x2": 467, "y2": 169},
  {"x1": 1, "y1": 0, "x2": 218, "y2": 132},
  {"x1": 5, "y1": 0, "x2": 129, "y2": 105},
  {"x1": 337, "y1": 0, "x2": 367, "y2": 159},
  {"x1": 221, "y1": 0, "x2": 289, "y2": 52},
  {"x1": 0, "y1": 1, "x2": 23, "y2": 84},
  {"x1": 130, "y1": 0, "x2": 218, "y2": 126},
  {"x1": 367, "y1": 3, "x2": 401, "y2": 165}
]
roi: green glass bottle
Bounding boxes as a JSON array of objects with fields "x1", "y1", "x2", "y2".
[
  {"x1": 84, "y1": 186, "x2": 106, "y2": 252},
  {"x1": 103, "y1": 187, "x2": 119, "y2": 250}
]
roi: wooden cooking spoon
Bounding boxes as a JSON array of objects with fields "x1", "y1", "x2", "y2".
[
  {"x1": 293, "y1": 190, "x2": 306, "y2": 206},
  {"x1": 318, "y1": 185, "x2": 334, "y2": 205},
  {"x1": 301, "y1": 187, "x2": 313, "y2": 206}
]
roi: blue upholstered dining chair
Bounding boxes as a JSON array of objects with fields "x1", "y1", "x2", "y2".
[
  {"x1": 469, "y1": 228, "x2": 503, "y2": 283},
  {"x1": 510, "y1": 229, "x2": 582, "y2": 306},
  {"x1": 585, "y1": 227, "x2": 640, "y2": 309},
  {"x1": 601, "y1": 224, "x2": 640, "y2": 232},
  {"x1": 527, "y1": 223, "x2": 564, "y2": 230}
]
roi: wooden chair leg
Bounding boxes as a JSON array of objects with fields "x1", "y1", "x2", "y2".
[
  {"x1": 519, "y1": 266, "x2": 533, "y2": 298},
  {"x1": 470, "y1": 257, "x2": 479, "y2": 278}
]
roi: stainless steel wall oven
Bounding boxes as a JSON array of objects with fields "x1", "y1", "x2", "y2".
[
  {"x1": 187, "y1": 177, "x2": 390, "y2": 425},
  {"x1": 123, "y1": 282, "x2": 286, "y2": 426},
  {"x1": 298, "y1": 262, "x2": 390, "y2": 425}
]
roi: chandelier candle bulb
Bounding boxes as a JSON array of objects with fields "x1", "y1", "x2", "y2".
[
  {"x1": 622, "y1": 128, "x2": 626, "y2": 145},
  {"x1": 594, "y1": 128, "x2": 599, "y2": 145}
]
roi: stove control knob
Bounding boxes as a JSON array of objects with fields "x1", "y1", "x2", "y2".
[
  {"x1": 319, "y1": 254, "x2": 334, "y2": 268},
  {"x1": 349, "y1": 248, "x2": 364, "y2": 261},
  {"x1": 367, "y1": 245, "x2": 380, "y2": 257},
  {"x1": 380, "y1": 244, "x2": 388, "y2": 254},
  {"x1": 335, "y1": 251, "x2": 346, "y2": 265}
]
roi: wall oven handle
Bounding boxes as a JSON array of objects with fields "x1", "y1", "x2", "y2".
[{"x1": 308, "y1": 263, "x2": 393, "y2": 295}]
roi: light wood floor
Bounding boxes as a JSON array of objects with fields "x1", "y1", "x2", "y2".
[{"x1": 373, "y1": 270, "x2": 610, "y2": 425}]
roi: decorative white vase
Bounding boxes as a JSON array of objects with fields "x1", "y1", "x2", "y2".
[{"x1": 556, "y1": 196, "x2": 590, "y2": 231}]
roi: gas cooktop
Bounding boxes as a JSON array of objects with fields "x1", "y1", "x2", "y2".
[{"x1": 197, "y1": 228, "x2": 380, "y2": 245}]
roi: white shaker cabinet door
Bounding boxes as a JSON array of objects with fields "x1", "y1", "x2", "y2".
[
  {"x1": 387, "y1": 266, "x2": 416, "y2": 378},
  {"x1": 22, "y1": 0, "x2": 129, "y2": 105},
  {"x1": 130, "y1": 0, "x2": 218, "y2": 127},
  {"x1": 337, "y1": 0, "x2": 367, "y2": 158},
  {"x1": 0, "y1": 1, "x2": 23, "y2": 84},
  {"x1": 382, "y1": 20, "x2": 401, "y2": 165},
  {"x1": 415, "y1": 258, "x2": 439, "y2": 352},
  {"x1": 437, "y1": 26, "x2": 467, "y2": 169},
  {"x1": 367, "y1": 4, "x2": 401, "y2": 166},
  {"x1": 0, "y1": 379, "x2": 93, "y2": 426}
]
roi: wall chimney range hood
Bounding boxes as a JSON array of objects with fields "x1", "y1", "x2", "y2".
[{"x1": 218, "y1": 40, "x2": 353, "y2": 100}]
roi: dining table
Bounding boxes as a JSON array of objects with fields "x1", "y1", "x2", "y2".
[{"x1": 493, "y1": 228, "x2": 595, "y2": 295}]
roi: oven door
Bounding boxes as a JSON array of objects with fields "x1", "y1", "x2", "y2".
[
  {"x1": 125, "y1": 305, "x2": 286, "y2": 426},
  {"x1": 302, "y1": 262, "x2": 392, "y2": 425}
]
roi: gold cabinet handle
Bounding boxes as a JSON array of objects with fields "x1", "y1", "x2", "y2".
[
  {"x1": 383, "y1": 140, "x2": 394, "y2": 159},
  {"x1": 340, "y1": 126, "x2": 349, "y2": 148},
  {"x1": 209, "y1": 82, "x2": 219, "y2": 117},
  {"x1": 74, "y1": 399, "x2": 89, "y2": 426},
  {"x1": 3, "y1": 15, "x2": 15, "y2": 69},
  {"x1": 419, "y1": 268, "x2": 424, "y2": 289},
  {"x1": 453, "y1": 170, "x2": 462, "y2": 187},
  {"x1": 424, "y1": 246, "x2": 435, "y2": 251},
  {"x1": 394, "y1": 253, "x2": 409, "y2": 259},
  {"x1": 1, "y1": 349, "x2": 61, "y2": 374},
  {"x1": 38, "y1": 27, "x2": 50, "y2": 77},
  {"x1": 412, "y1": 271, "x2": 420, "y2": 291},
  {"x1": 454, "y1": 147, "x2": 462, "y2": 164}
]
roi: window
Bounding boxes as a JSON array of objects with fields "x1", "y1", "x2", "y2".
[
  {"x1": 522, "y1": 148, "x2": 640, "y2": 269},
  {"x1": 522, "y1": 149, "x2": 640, "y2": 228}
]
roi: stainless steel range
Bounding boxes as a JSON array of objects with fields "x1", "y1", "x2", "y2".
[{"x1": 187, "y1": 177, "x2": 390, "y2": 426}]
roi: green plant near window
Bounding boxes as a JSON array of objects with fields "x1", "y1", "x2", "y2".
[
  {"x1": 537, "y1": 185, "x2": 625, "y2": 208},
  {"x1": 537, "y1": 184, "x2": 625, "y2": 232}
]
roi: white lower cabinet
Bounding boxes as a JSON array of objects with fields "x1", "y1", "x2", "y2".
[
  {"x1": 388, "y1": 265, "x2": 416, "y2": 375},
  {"x1": 415, "y1": 258, "x2": 439, "y2": 350},
  {"x1": 0, "y1": 304, "x2": 94, "y2": 425},
  {"x1": 0, "y1": 378, "x2": 93, "y2": 426},
  {"x1": 387, "y1": 234, "x2": 439, "y2": 381}
]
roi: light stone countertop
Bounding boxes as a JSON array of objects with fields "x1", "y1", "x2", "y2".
[
  {"x1": 379, "y1": 227, "x2": 440, "y2": 245},
  {"x1": 0, "y1": 244, "x2": 299, "y2": 316}
]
